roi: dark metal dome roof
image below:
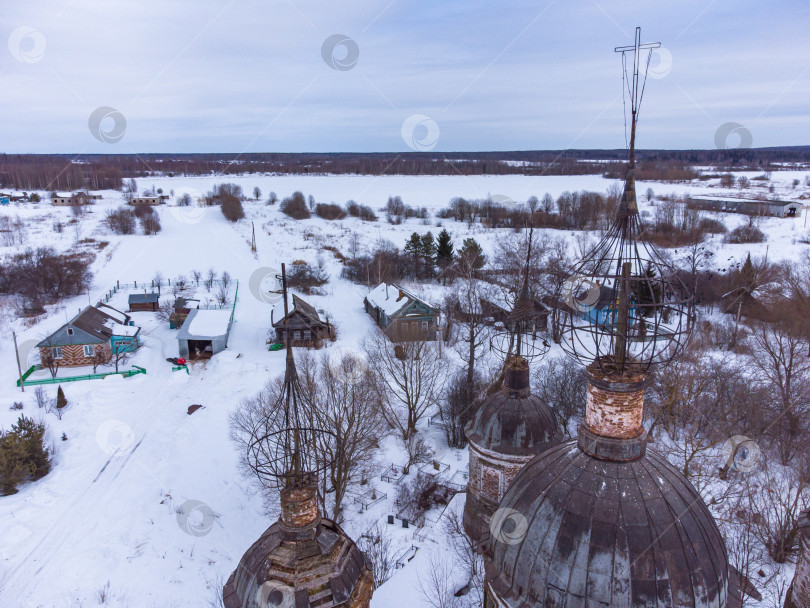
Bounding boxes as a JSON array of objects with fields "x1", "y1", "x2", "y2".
[
  {"x1": 486, "y1": 441, "x2": 729, "y2": 607},
  {"x1": 466, "y1": 389, "x2": 563, "y2": 458},
  {"x1": 223, "y1": 518, "x2": 370, "y2": 608}
]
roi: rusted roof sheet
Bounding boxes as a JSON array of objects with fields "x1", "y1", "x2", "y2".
[{"x1": 486, "y1": 441, "x2": 729, "y2": 607}]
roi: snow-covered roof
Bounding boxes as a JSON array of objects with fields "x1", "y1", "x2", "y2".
[
  {"x1": 178, "y1": 309, "x2": 232, "y2": 339},
  {"x1": 128, "y1": 292, "x2": 159, "y2": 304},
  {"x1": 366, "y1": 283, "x2": 414, "y2": 316},
  {"x1": 691, "y1": 195, "x2": 797, "y2": 206},
  {"x1": 104, "y1": 321, "x2": 139, "y2": 337},
  {"x1": 98, "y1": 304, "x2": 129, "y2": 324}
]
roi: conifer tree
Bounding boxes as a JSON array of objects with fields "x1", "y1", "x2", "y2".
[
  {"x1": 0, "y1": 415, "x2": 50, "y2": 495},
  {"x1": 404, "y1": 233, "x2": 423, "y2": 279},
  {"x1": 740, "y1": 252, "x2": 755, "y2": 290},
  {"x1": 436, "y1": 229, "x2": 454, "y2": 282},
  {"x1": 56, "y1": 386, "x2": 67, "y2": 410},
  {"x1": 420, "y1": 232, "x2": 437, "y2": 278},
  {"x1": 459, "y1": 238, "x2": 486, "y2": 270}
]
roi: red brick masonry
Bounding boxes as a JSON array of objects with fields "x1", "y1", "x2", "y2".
[{"x1": 584, "y1": 365, "x2": 647, "y2": 439}]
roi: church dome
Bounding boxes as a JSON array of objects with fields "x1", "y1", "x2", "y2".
[
  {"x1": 466, "y1": 390, "x2": 561, "y2": 457},
  {"x1": 465, "y1": 356, "x2": 562, "y2": 458},
  {"x1": 223, "y1": 486, "x2": 373, "y2": 608},
  {"x1": 485, "y1": 441, "x2": 730, "y2": 607}
]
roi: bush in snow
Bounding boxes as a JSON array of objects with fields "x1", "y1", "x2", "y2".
[
  {"x1": 104, "y1": 207, "x2": 137, "y2": 235},
  {"x1": 345, "y1": 200, "x2": 377, "y2": 221},
  {"x1": 315, "y1": 203, "x2": 346, "y2": 220},
  {"x1": 725, "y1": 224, "x2": 765, "y2": 244},
  {"x1": 285, "y1": 259, "x2": 328, "y2": 293},
  {"x1": 0, "y1": 415, "x2": 51, "y2": 495},
  {"x1": 220, "y1": 196, "x2": 244, "y2": 222},
  {"x1": 280, "y1": 191, "x2": 310, "y2": 219}
]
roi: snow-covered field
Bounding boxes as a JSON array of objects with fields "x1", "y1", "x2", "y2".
[{"x1": 1, "y1": 170, "x2": 809, "y2": 607}]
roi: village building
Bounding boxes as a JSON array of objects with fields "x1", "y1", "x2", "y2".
[
  {"x1": 177, "y1": 308, "x2": 232, "y2": 359},
  {"x1": 129, "y1": 194, "x2": 169, "y2": 206},
  {"x1": 0, "y1": 191, "x2": 29, "y2": 203},
  {"x1": 689, "y1": 195, "x2": 801, "y2": 218},
  {"x1": 452, "y1": 286, "x2": 550, "y2": 331},
  {"x1": 271, "y1": 294, "x2": 334, "y2": 347},
  {"x1": 170, "y1": 296, "x2": 200, "y2": 329},
  {"x1": 363, "y1": 283, "x2": 439, "y2": 341},
  {"x1": 51, "y1": 191, "x2": 102, "y2": 206},
  {"x1": 36, "y1": 304, "x2": 140, "y2": 368},
  {"x1": 128, "y1": 292, "x2": 160, "y2": 312}
]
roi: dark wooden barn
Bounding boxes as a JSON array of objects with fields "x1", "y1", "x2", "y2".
[
  {"x1": 128, "y1": 292, "x2": 160, "y2": 312},
  {"x1": 272, "y1": 294, "x2": 334, "y2": 347}
]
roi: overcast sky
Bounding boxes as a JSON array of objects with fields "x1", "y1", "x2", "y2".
[{"x1": 2, "y1": 0, "x2": 809, "y2": 153}]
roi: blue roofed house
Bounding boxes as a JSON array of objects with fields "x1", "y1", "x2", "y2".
[
  {"x1": 577, "y1": 284, "x2": 638, "y2": 328},
  {"x1": 36, "y1": 304, "x2": 141, "y2": 368},
  {"x1": 364, "y1": 283, "x2": 440, "y2": 341}
]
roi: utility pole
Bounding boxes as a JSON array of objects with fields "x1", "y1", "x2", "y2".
[{"x1": 13, "y1": 331, "x2": 25, "y2": 393}]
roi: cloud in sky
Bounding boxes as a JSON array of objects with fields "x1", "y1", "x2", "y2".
[{"x1": 2, "y1": 0, "x2": 809, "y2": 153}]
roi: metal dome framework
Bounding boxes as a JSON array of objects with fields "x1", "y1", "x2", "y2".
[
  {"x1": 553, "y1": 205, "x2": 694, "y2": 375},
  {"x1": 553, "y1": 27, "x2": 693, "y2": 376},
  {"x1": 246, "y1": 263, "x2": 338, "y2": 490},
  {"x1": 490, "y1": 225, "x2": 551, "y2": 364}
]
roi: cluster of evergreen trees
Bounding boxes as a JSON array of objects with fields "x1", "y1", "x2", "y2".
[
  {"x1": 0, "y1": 415, "x2": 50, "y2": 495},
  {"x1": 341, "y1": 229, "x2": 486, "y2": 286},
  {"x1": 402, "y1": 229, "x2": 486, "y2": 281}
]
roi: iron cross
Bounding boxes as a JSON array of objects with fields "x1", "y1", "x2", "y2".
[{"x1": 615, "y1": 27, "x2": 661, "y2": 114}]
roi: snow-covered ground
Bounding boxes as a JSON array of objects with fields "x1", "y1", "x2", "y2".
[{"x1": 1, "y1": 170, "x2": 808, "y2": 607}]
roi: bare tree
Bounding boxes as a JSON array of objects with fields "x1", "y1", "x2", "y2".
[
  {"x1": 91, "y1": 345, "x2": 107, "y2": 373},
  {"x1": 296, "y1": 351, "x2": 384, "y2": 521},
  {"x1": 229, "y1": 380, "x2": 284, "y2": 509},
  {"x1": 34, "y1": 386, "x2": 48, "y2": 409},
  {"x1": 417, "y1": 553, "x2": 466, "y2": 608},
  {"x1": 216, "y1": 283, "x2": 229, "y2": 307},
  {"x1": 39, "y1": 342, "x2": 60, "y2": 379},
  {"x1": 399, "y1": 433, "x2": 434, "y2": 474},
  {"x1": 357, "y1": 523, "x2": 396, "y2": 588},
  {"x1": 364, "y1": 333, "x2": 448, "y2": 440},
  {"x1": 533, "y1": 355, "x2": 587, "y2": 438},
  {"x1": 743, "y1": 458, "x2": 809, "y2": 564},
  {"x1": 205, "y1": 268, "x2": 216, "y2": 292},
  {"x1": 749, "y1": 319, "x2": 810, "y2": 464},
  {"x1": 110, "y1": 344, "x2": 135, "y2": 373},
  {"x1": 442, "y1": 504, "x2": 484, "y2": 602}
]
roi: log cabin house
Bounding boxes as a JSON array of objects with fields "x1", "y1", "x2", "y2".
[
  {"x1": 364, "y1": 283, "x2": 439, "y2": 341},
  {"x1": 128, "y1": 292, "x2": 160, "y2": 312},
  {"x1": 271, "y1": 294, "x2": 334, "y2": 347}
]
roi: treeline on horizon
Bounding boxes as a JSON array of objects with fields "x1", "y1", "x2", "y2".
[{"x1": 1, "y1": 146, "x2": 809, "y2": 191}]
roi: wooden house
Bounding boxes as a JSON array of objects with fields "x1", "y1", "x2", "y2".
[
  {"x1": 170, "y1": 296, "x2": 200, "y2": 329},
  {"x1": 364, "y1": 283, "x2": 439, "y2": 341},
  {"x1": 271, "y1": 294, "x2": 334, "y2": 347},
  {"x1": 36, "y1": 305, "x2": 140, "y2": 368},
  {"x1": 128, "y1": 292, "x2": 160, "y2": 312},
  {"x1": 130, "y1": 195, "x2": 169, "y2": 206}
]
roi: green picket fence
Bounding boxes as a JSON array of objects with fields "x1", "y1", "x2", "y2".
[{"x1": 16, "y1": 365, "x2": 147, "y2": 387}]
